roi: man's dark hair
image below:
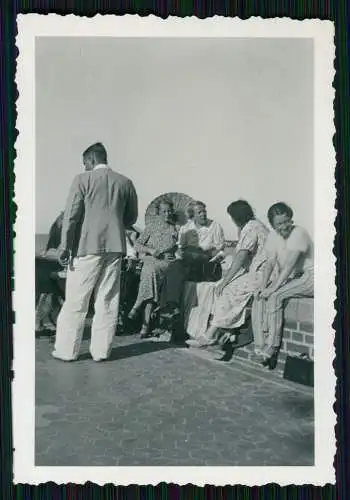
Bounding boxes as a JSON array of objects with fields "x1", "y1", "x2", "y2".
[
  {"x1": 267, "y1": 202, "x2": 293, "y2": 226},
  {"x1": 226, "y1": 199, "x2": 255, "y2": 228},
  {"x1": 83, "y1": 142, "x2": 108, "y2": 164}
]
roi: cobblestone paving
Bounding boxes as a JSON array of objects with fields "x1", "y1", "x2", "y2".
[{"x1": 36, "y1": 333, "x2": 314, "y2": 466}]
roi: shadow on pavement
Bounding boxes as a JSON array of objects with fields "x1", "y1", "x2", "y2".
[
  {"x1": 108, "y1": 340, "x2": 185, "y2": 361},
  {"x1": 75, "y1": 339, "x2": 180, "y2": 363}
]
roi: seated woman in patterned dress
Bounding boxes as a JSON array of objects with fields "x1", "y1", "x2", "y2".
[
  {"x1": 251, "y1": 202, "x2": 314, "y2": 370},
  {"x1": 196, "y1": 200, "x2": 269, "y2": 348},
  {"x1": 128, "y1": 199, "x2": 179, "y2": 338}
]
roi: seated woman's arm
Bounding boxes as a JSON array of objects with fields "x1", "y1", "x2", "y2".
[
  {"x1": 259, "y1": 258, "x2": 275, "y2": 289},
  {"x1": 216, "y1": 250, "x2": 250, "y2": 295},
  {"x1": 207, "y1": 222, "x2": 225, "y2": 259},
  {"x1": 128, "y1": 230, "x2": 138, "y2": 245},
  {"x1": 261, "y1": 251, "x2": 301, "y2": 297},
  {"x1": 134, "y1": 227, "x2": 157, "y2": 257}
]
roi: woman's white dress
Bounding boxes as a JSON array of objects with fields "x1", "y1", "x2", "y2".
[{"x1": 179, "y1": 219, "x2": 225, "y2": 339}]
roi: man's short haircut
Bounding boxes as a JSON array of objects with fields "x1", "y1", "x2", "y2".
[{"x1": 83, "y1": 142, "x2": 108, "y2": 164}]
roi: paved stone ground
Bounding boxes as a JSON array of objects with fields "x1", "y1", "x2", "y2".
[{"x1": 36, "y1": 332, "x2": 314, "y2": 466}]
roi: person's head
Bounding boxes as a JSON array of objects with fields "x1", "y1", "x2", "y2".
[
  {"x1": 226, "y1": 200, "x2": 255, "y2": 229},
  {"x1": 155, "y1": 198, "x2": 175, "y2": 223},
  {"x1": 83, "y1": 142, "x2": 108, "y2": 171},
  {"x1": 267, "y1": 202, "x2": 294, "y2": 239},
  {"x1": 189, "y1": 201, "x2": 208, "y2": 226}
]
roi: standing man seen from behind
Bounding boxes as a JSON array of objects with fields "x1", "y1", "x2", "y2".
[{"x1": 53, "y1": 142, "x2": 138, "y2": 362}]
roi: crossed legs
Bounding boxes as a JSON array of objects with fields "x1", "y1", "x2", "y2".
[{"x1": 252, "y1": 270, "x2": 314, "y2": 359}]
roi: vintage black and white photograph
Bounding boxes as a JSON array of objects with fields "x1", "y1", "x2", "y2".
[{"x1": 13, "y1": 16, "x2": 335, "y2": 485}]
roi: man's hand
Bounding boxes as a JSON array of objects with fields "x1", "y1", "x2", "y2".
[
  {"x1": 58, "y1": 249, "x2": 70, "y2": 267},
  {"x1": 210, "y1": 251, "x2": 224, "y2": 263}
]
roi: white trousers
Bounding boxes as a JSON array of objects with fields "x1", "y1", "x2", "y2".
[{"x1": 53, "y1": 253, "x2": 122, "y2": 361}]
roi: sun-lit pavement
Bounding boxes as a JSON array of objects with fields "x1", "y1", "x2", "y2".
[{"x1": 36, "y1": 332, "x2": 314, "y2": 466}]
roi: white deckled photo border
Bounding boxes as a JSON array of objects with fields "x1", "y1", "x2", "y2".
[{"x1": 13, "y1": 14, "x2": 336, "y2": 486}]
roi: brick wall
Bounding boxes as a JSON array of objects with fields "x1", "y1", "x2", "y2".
[{"x1": 234, "y1": 298, "x2": 314, "y2": 376}]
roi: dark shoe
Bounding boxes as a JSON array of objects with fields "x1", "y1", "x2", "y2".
[
  {"x1": 170, "y1": 333, "x2": 188, "y2": 347},
  {"x1": 261, "y1": 352, "x2": 278, "y2": 370},
  {"x1": 216, "y1": 342, "x2": 235, "y2": 362}
]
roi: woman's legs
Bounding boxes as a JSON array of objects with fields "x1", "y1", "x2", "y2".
[
  {"x1": 128, "y1": 301, "x2": 143, "y2": 319},
  {"x1": 35, "y1": 294, "x2": 48, "y2": 331},
  {"x1": 128, "y1": 282, "x2": 148, "y2": 320},
  {"x1": 251, "y1": 297, "x2": 267, "y2": 355},
  {"x1": 199, "y1": 275, "x2": 252, "y2": 346},
  {"x1": 197, "y1": 325, "x2": 223, "y2": 346},
  {"x1": 140, "y1": 300, "x2": 155, "y2": 337},
  {"x1": 160, "y1": 260, "x2": 186, "y2": 311},
  {"x1": 36, "y1": 293, "x2": 57, "y2": 332},
  {"x1": 262, "y1": 271, "x2": 314, "y2": 358},
  {"x1": 203, "y1": 325, "x2": 220, "y2": 342},
  {"x1": 129, "y1": 257, "x2": 164, "y2": 319}
]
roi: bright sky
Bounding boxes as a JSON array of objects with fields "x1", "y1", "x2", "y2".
[{"x1": 36, "y1": 37, "x2": 313, "y2": 240}]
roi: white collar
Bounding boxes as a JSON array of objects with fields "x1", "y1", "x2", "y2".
[
  {"x1": 93, "y1": 163, "x2": 109, "y2": 170},
  {"x1": 190, "y1": 219, "x2": 211, "y2": 230}
]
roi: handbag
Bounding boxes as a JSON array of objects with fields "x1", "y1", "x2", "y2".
[{"x1": 283, "y1": 352, "x2": 314, "y2": 387}]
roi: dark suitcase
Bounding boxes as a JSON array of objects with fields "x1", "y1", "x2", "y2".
[{"x1": 283, "y1": 352, "x2": 314, "y2": 387}]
